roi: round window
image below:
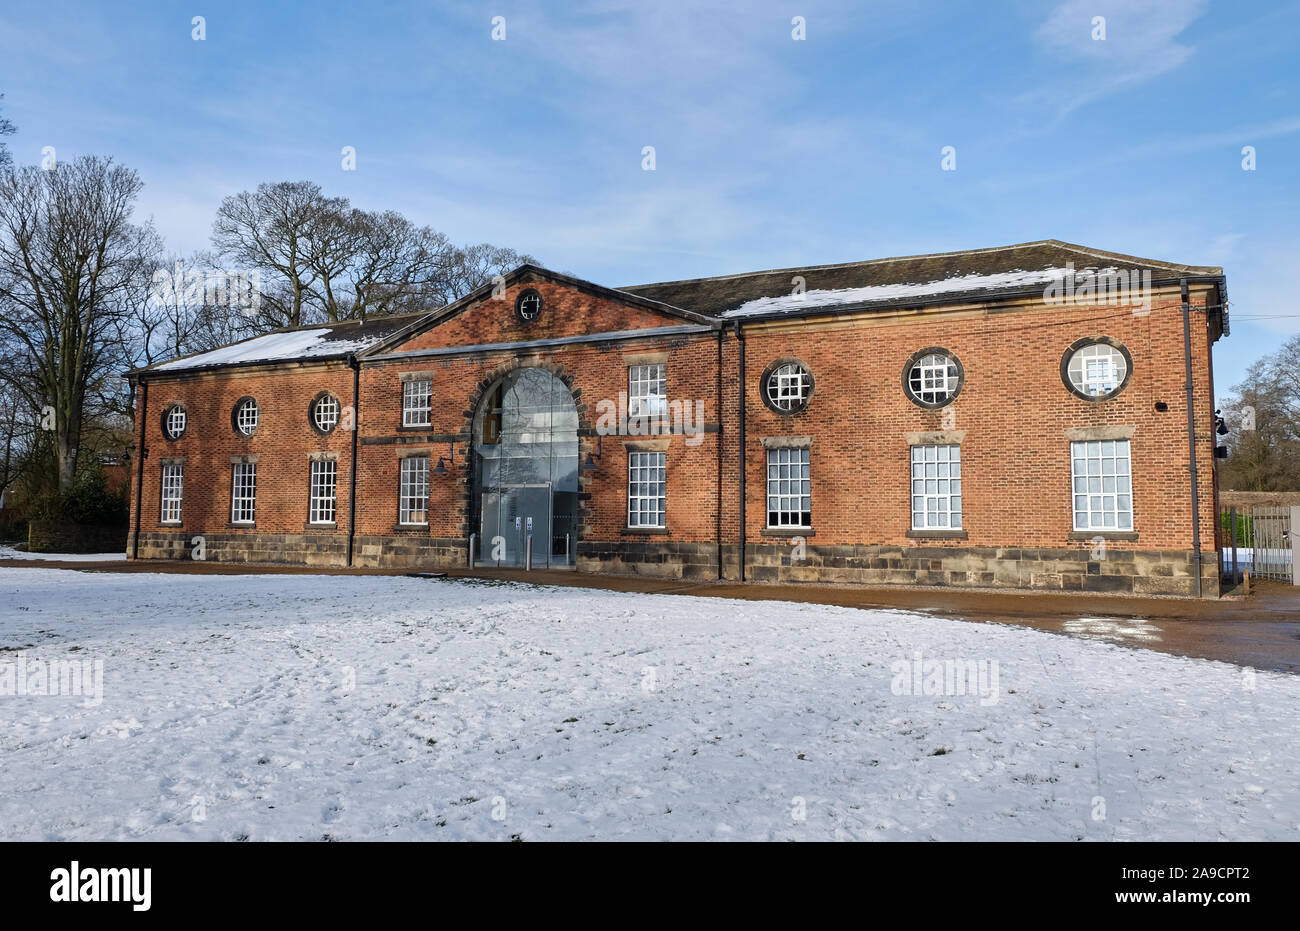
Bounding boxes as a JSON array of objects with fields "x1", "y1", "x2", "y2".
[
  {"x1": 515, "y1": 288, "x2": 543, "y2": 324},
  {"x1": 903, "y1": 348, "x2": 964, "y2": 408},
  {"x1": 232, "y1": 397, "x2": 259, "y2": 436},
  {"x1": 1062, "y1": 338, "x2": 1132, "y2": 400},
  {"x1": 311, "y1": 393, "x2": 340, "y2": 434},
  {"x1": 161, "y1": 404, "x2": 187, "y2": 441},
  {"x1": 761, "y1": 358, "x2": 814, "y2": 414}
]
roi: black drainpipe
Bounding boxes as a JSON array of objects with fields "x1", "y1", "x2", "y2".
[
  {"x1": 345, "y1": 354, "x2": 361, "y2": 567},
  {"x1": 715, "y1": 327, "x2": 724, "y2": 579},
  {"x1": 735, "y1": 320, "x2": 746, "y2": 582},
  {"x1": 1180, "y1": 279, "x2": 1203, "y2": 598},
  {"x1": 130, "y1": 377, "x2": 148, "y2": 559}
]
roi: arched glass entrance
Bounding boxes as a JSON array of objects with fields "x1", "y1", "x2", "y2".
[{"x1": 472, "y1": 368, "x2": 579, "y2": 567}]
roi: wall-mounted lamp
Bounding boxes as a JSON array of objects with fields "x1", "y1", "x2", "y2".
[
  {"x1": 433, "y1": 440, "x2": 456, "y2": 476},
  {"x1": 581, "y1": 434, "x2": 604, "y2": 472}
]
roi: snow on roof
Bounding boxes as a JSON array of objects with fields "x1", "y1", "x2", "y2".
[
  {"x1": 720, "y1": 266, "x2": 1118, "y2": 318},
  {"x1": 152, "y1": 328, "x2": 382, "y2": 372}
]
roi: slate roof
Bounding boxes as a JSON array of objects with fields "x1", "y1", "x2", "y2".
[
  {"x1": 133, "y1": 241, "x2": 1227, "y2": 376},
  {"x1": 620, "y1": 240, "x2": 1225, "y2": 320},
  {"x1": 134, "y1": 311, "x2": 427, "y2": 374}
]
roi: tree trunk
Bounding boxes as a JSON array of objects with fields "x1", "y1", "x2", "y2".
[{"x1": 58, "y1": 435, "x2": 78, "y2": 488}]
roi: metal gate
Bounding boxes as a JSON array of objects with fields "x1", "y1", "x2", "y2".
[{"x1": 1220, "y1": 505, "x2": 1295, "y2": 584}]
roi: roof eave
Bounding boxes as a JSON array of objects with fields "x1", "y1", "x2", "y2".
[{"x1": 721, "y1": 274, "x2": 1228, "y2": 325}]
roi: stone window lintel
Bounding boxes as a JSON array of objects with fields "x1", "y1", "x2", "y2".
[
  {"x1": 904, "y1": 430, "x2": 967, "y2": 446},
  {"x1": 760, "y1": 435, "x2": 812, "y2": 449},
  {"x1": 1064, "y1": 425, "x2": 1135, "y2": 441}
]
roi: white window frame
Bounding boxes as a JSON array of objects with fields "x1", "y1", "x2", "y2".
[
  {"x1": 627, "y1": 450, "x2": 666, "y2": 528},
  {"x1": 627, "y1": 364, "x2": 667, "y2": 420},
  {"x1": 765, "y1": 362, "x2": 812, "y2": 413},
  {"x1": 231, "y1": 462, "x2": 256, "y2": 524},
  {"x1": 1070, "y1": 439, "x2": 1133, "y2": 531},
  {"x1": 766, "y1": 446, "x2": 811, "y2": 529},
  {"x1": 910, "y1": 445, "x2": 962, "y2": 530},
  {"x1": 399, "y1": 455, "x2": 429, "y2": 525},
  {"x1": 165, "y1": 406, "x2": 187, "y2": 440},
  {"x1": 235, "y1": 398, "x2": 259, "y2": 435},
  {"x1": 309, "y1": 459, "x2": 338, "y2": 524},
  {"x1": 907, "y1": 353, "x2": 960, "y2": 405},
  {"x1": 313, "y1": 394, "x2": 340, "y2": 432},
  {"x1": 402, "y1": 379, "x2": 432, "y2": 427},
  {"x1": 160, "y1": 463, "x2": 183, "y2": 524},
  {"x1": 1067, "y1": 344, "x2": 1128, "y2": 398}
]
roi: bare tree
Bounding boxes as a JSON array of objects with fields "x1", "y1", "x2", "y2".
[
  {"x1": 0, "y1": 156, "x2": 161, "y2": 489},
  {"x1": 211, "y1": 180, "x2": 333, "y2": 329},
  {"x1": 440, "y1": 242, "x2": 538, "y2": 304},
  {"x1": 1218, "y1": 334, "x2": 1300, "y2": 491},
  {"x1": 306, "y1": 209, "x2": 454, "y2": 320},
  {"x1": 0, "y1": 93, "x2": 15, "y2": 170},
  {"x1": 0, "y1": 377, "x2": 39, "y2": 507},
  {"x1": 210, "y1": 180, "x2": 537, "y2": 331},
  {"x1": 122, "y1": 250, "x2": 247, "y2": 371}
]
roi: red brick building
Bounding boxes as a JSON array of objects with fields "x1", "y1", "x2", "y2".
[{"x1": 126, "y1": 241, "x2": 1229, "y2": 596}]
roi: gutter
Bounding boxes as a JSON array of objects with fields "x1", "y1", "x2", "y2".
[
  {"x1": 346, "y1": 353, "x2": 361, "y2": 567},
  {"x1": 735, "y1": 320, "x2": 746, "y2": 582},
  {"x1": 130, "y1": 378, "x2": 148, "y2": 559},
  {"x1": 1180, "y1": 279, "x2": 1204, "y2": 598},
  {"x1": 715, "y1": 327, "x2": 724, "y2": 580}
]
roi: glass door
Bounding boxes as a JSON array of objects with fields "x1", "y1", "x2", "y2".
[{"x1": 479, "y1": 483, "x2": 553, "y2": 567}]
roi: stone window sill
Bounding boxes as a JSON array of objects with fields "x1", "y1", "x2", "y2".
[
  {"x1": 1068, "y1": 530, "x2": 1138, "y2": 541},
  {"x1": 227, "y1": 522, "x2": 256, "y2": 530},
  {"x1": 622, "y1": 526, "x2": 669, "y2": 535},
  {"x1": 762, "y1": 527, "x2": 813, "y2": 538},
  {"x1": 907, "y1": 529, "x2": 969, "y2": 540}
]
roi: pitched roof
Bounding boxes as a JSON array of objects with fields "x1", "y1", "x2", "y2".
[
  {"x1": 132, "y1": 242, "x2": 1228, "y2": 377},
  {"x1": 620, "y1": 240, "x2": 1225, "y2": 319},
  {"x1": 358, "y1": 263, "x2": 716, "y2": 359},
  {"x1": 134, "y1": 312, "x2": 426, "y2": 375}
]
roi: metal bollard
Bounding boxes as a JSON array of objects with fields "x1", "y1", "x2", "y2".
[
  {"x1": 525, "y1": 533, "x2": 532, "y2": 571},
  {"x1": 468, "y1": 532, "x2": 476, "y2": 569}
]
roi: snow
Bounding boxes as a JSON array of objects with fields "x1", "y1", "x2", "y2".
[
  {"x1": 722, "y1": 266, "x2": 1119, "y2": 317},
  {"x1": 1227, "y1": 548, "x2": 1292, "y2": 573},
  {"x1": 152, "y1": 328, "x2": 377, "y2": 371},
  {"x1": 1, "y1": 567, "x2": 1296, "y2": 841},
  {"x1": 0, "y1": 546, "x2": 125, "y2": 562}
]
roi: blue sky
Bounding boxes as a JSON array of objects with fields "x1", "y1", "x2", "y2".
[{"x1": 1, "y1": 0, "x2": 1297, "y2": 391}]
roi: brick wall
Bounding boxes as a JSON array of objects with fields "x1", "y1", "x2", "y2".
[
  {"x1": 128, "y1": 276, "x2": 1223, "y2": 596},
  {"x1": 131, "y1": 362, "x2": 356, "y2": 559},
  {"x1": 730, "y1": 287, "x2": 1220, "y2": 556}
]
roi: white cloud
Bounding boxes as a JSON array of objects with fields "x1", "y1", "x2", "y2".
[{"x1": 1030, "y1": 0, "x2": 1210, "y2": 116}]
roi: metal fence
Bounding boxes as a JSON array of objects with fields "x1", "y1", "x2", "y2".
[{"x1": 1220, "y1": 505, "x2": 1294, "y2": 584}]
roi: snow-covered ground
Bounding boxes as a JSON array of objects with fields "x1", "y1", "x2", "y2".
[
  {"x1": 0, "y1": 545, "x2": 125, "y2": 562},
  {"x1": 1, "y1": 567, "x2": 1296, "y2": 841}
]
